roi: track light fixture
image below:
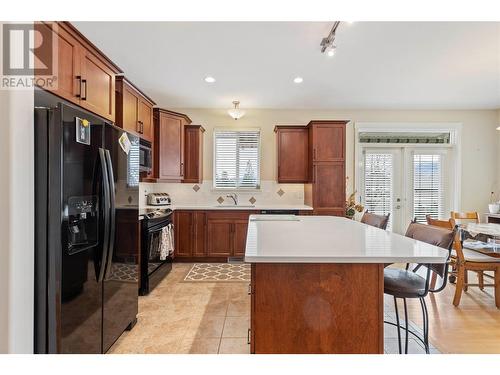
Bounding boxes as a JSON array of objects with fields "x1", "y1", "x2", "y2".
[{"x1": 320, "y1": 21, "x2": 341, "y2": 55}]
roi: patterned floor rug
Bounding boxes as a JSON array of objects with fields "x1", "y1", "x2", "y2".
[{"x1": 184, "y1": 263, "x2": 250, "y2": 282}]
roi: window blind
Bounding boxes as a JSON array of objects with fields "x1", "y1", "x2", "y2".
[
  {"x1": 127, "y1": 136, "x2": 140, "y2": 187},
  {"x1": 364, "y1": 153, "x2": 393, "y2": 230},
  {"x1": 413, "y1": 154, "x2": 443, "y2": 223},
  {"x1": 214, "y1": 130, "x2": 260, "y2": 189}
]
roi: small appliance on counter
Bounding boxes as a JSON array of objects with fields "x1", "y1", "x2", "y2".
[{"x1": 147, "y1": 192, "x2": 171, "y2": 206}]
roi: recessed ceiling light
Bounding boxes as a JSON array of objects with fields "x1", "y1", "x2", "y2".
[
  {"x1": 204, "y1": 76, "x2": 216, "y2": 83},
  {"x1": 293, "y1": 77, "x2": 303, "y2": 84}
]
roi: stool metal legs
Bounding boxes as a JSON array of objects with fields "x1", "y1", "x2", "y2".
[
  {"x1": 403, "y1": 298, "x2": 409, "y2": 354},
  {"x1": 386, "y1": 296, "x2": 430, "y2": 354},
  {"x1": 419, "y1": 297, "x2": 430, "y2": 354},
  {"x1": 393, "y1": 296, "x2": 402, "y2": 354}
]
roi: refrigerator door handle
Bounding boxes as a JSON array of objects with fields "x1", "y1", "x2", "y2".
[
  {"x1": 104, "y1": 149, "x2": 116, "y2": 279},
  {"x1": 97, "y1": 148, "x2": 111, "y2": 283}
]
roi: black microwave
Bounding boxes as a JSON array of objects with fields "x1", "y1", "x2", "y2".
[{"x1": 139, "y1": 139, "x2": 152, "y2": 173}]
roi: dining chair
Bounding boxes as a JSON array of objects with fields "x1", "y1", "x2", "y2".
[
  {"x1": 360, "y1": 210, "x2": 390, "y2": 230},
  {"x1": 384, "y1": 221, "x2": 455, "y2": 354},
  {"x1": 452, "y1": 229, "x2": 500, "y2": 308},
  {"x1": 450, "y1": 211, "x2": 484, "y2": 290},
  {"x1": 425, "y1": 215, "x2": 459, "y2": 289}
]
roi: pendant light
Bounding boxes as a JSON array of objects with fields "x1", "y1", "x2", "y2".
[{"x1": 228, "y1": 100, "x2": 246, "y2": 120}]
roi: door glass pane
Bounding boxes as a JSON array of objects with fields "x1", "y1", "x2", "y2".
[
  {"x1": 364, "y1": 153, "x2": 393, "y2": 230},
  {"x1": 413, "y1": 154, "x2": 443, "y2": 223}
]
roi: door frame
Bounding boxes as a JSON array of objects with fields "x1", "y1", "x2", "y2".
[{"x1": 354, "y1": 122, "x2": 462, "y2": 231}]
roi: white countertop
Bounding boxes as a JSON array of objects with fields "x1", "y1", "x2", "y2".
[
  {"x1": 244, "y1": 215, "x2": 449, "y2": 264},
  {"x1": 141, "y1": 204, "x2": 313, "y2": 211}
]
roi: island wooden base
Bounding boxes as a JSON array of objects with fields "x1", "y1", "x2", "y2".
[{"x1": 250, "y1": 263, "x2": 384, "y2": 354}]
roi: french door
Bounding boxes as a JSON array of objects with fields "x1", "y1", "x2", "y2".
[{"x1": 361, "y1": 147, "x2": 450, "y2": 234}]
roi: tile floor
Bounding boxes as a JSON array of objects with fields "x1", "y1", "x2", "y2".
[{"x1": 109, "y1": 263, "x2": 437, "y2": 354}]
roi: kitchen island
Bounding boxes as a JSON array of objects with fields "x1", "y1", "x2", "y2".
[{"x1": 244, "y1": 215, "x2": 449, "y2": 354}]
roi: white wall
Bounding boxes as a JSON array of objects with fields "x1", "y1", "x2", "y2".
[
  {"x1": 176, "y1": 108, "x2": 499, "y2": 213},
  {"x1": 0, "y1": 23, "x2": 35, "y2": 353}
]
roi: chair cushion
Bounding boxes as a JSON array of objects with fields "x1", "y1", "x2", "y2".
[
  {"x1": 458, "y1": 248, "x2": 500, "y2": 263},
  {"x1": 384, "y1": 268, "x2": 427, "y2": 298}
]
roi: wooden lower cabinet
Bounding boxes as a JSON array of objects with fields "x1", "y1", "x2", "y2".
[
  {"x1": 250, "y1": 263, "x2": 384, "y2": 354},
  {"x1": 174, "y1": 210, "x2": 252, "y2": 259},
  {"x1": 174, "y1": 211, "x2": 207, "y2": 258},
  {"x1": 206, "y1": 219, "x2": 233, "y2": 257},
  {"x1": 206, "y1": 211, "x2": 252, "y2": 257},
  {"x1": 174, "y1": 211, "x2": 193, "y2": 257},
  {"x1": 233, "y1": 220, "x2": 250, "y2": 256}
]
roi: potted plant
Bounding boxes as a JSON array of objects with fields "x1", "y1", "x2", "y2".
[{"x1": 346, "y1": 191, "x2": 364, "y2": 219}]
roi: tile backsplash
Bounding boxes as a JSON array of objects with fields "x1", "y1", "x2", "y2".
[{"x1": 140, "y1": 180, "x2": 305, "y2": 207}]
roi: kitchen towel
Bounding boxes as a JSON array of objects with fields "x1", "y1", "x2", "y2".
[{"x1": 160, "y1": 224, "x2": 174, "y2": 260}]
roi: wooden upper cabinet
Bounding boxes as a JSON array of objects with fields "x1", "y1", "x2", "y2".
[
  {"x1": 153, "y1": 108, "x2": 191, "y2": 181},
  {"x1": 34, "y1": 22, "x2": 122, "y2": 122},
  {"x1": 79, "y1": 49, "x2": 116, "y2": 121},
  {"x1": 275, "y1": 126, "x2": 309, "y2": 183},
  {"x1": 312, "y1": 162, "x2": 345, "y2": 209},
  {"x1": 304, "y1": 121, "x2": 348, "y2": 216},
  {"x1": 183, "y1": 125, "x2": 205, "y2": 183},
  {"x1": 35, "y1": 22, "x2": 81, "y2": 103},
  {"x1": 138, "y1": 99, "x2": 154, "y2": 141},
  {"x1": 115, "y1": 76, "x2": 155, "y2": 141},
  {"x1": 309, "y1": 121, "x2": 346, "y2": 162}
]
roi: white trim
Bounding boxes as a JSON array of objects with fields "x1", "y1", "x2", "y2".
[{"x1": 354, "y1": 122, "x2": 462, "y2": 222}]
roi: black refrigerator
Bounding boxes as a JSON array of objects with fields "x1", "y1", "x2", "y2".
[{"x1": 34, "y1": 91, "x2": 139, "y2": 354}]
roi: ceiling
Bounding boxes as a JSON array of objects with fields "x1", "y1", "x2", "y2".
[{"x1": 73, "y1": 22, "x2": 500, "y2": 110}]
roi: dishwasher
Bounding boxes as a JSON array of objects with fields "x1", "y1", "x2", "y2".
[{"x1": 259, "y1": 209, "x2": 300, "y2": 215}]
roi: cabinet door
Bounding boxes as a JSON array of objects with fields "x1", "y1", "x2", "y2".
[
  {"x1": 193, "y1": 211, "x2": 207, "y2": 257},
  {"x1": 174, "y1": 211, "x2": 193, "y2": 257},
  {"x1": 312, "y1": 124, "x2": 345, "y2": 162},
  {"x1": 121, "y1": 84, "x2": 140, "y2": 135},
  {"x1": 157, "y1": 113, "x2": 184, "y2": 180},
  {"x1": 207, "y1": 219, "x2": 232, "y2": 257},
  {"x1": 277, "y1": 128, "x2": 309, "y2": 182},
  {"x1": 35, "y1": 22, "x2": 81, "y2": 105},
  {"x1": 184, "y1": 127, "x2": 202, "y2": 183},
  {"x1": 313, "y1": 162, "x2": 345, "y2": 209},
  {"x1": 233, "y1": 220, "x2": 249, "y2": 257},
  {"x1": 138, "y1": 99, "x2": 153, "y2": 142},
  {"x1": 80, "y1": 50, "x2": 115, "y2": 122}
]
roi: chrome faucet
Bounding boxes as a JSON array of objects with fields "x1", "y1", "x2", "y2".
[{"x1": 226, "y1": 193, "x2": 238, "y2": 206}]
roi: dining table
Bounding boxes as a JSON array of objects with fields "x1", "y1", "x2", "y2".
[{"x1": 459, "y1": 223, "x2": 500, "y2": 258}]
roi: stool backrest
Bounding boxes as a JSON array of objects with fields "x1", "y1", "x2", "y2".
[
  {"x1": 360, "y1": 210, "x2": 390, "y2": 230},
  {"x1": 426, "y1": 215, "x2": 465, "y2": 263},
  {"x1": 404, "y1": 222, "x2": 456, "y2": 279}
]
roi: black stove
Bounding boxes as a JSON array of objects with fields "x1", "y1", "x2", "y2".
[{"x1": 140, "y1": 208, "x2": 173, "y2": 295}]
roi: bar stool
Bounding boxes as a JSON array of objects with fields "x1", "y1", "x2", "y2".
[
  {"x1": 360, "y1": 210, "x2": 390, "y2": 230},
  {"x1": 384, "y1": 222, "x2": 455, "y2": 354}
]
